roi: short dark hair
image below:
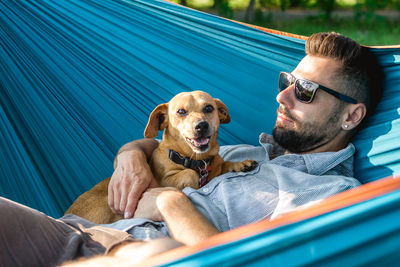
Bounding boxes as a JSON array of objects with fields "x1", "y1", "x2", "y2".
[{"x1": 305, "y1": 32, "x2": 384, "y2": 119}]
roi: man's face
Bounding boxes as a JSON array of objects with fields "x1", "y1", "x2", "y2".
[{"x1": 273, "y1": 55, "x2": 345, "y2": 153}]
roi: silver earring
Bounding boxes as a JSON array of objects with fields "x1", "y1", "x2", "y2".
[{"x1": 344, "y1": 125, "x2": 349, "y2": 129}]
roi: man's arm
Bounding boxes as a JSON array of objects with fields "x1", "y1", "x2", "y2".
[
  {"x1": 134, "y1": 188, "x2": 220, "y2": 245},
  {"x1": 108, "y1": 138, "x2": 159, "y2": 218}
]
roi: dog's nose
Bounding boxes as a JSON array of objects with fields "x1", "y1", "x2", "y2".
[{"x1": 195, "y1": 121, "x2": 209, "y2": 135}]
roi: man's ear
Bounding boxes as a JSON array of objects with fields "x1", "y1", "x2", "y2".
[
  {"x1": 215, "y1": 98, "x2": 231, "y2": 124},
  {"x1": 144, "y1": 103, "x2": 169, "y2": 138},
  {"x1": 342, "y1": 103, "x2": 367, "y2": 130}
]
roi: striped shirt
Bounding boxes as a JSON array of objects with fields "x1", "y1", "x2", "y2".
[{"x1": 106, "y1": 133, "x2": 360, "y2": 239}]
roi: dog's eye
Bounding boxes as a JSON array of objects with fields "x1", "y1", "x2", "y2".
[
  {"x1": 177, "y1": 109, "x2": 187, "y2": 116},
  {"x1": 204, "y1": 105, "x2": 214, "y2": 113}
]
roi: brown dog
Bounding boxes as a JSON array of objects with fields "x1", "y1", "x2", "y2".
[{"x1": 66, "y1": 91, "x2": 257, "y2": 224}]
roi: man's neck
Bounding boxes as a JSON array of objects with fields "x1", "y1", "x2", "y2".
[{"x1": 285, "y1": 136, "x2": 349, "y2": 155}]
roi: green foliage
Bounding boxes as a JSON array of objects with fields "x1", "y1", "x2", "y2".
[
  {"x1": 262, "y1": 15, "x2": 400, "y2": 45},
  {"x1": 393, "y1": 0, "x2": 400, "y2": 9},
  {"x1": 175, "y1": 0, "x2": 400, "y2": 45},
  {"x1": 316, "y1": 0, "x2": 336, "y2": 18},
  {"x1": 364, "y1": 0, "x2": 391, "y2": 10},
  {"x1": 354, "y1": 0, "x2": 391, "y2": 17},
  {"x1": 214, "y1": 0, "x2": 234, "y2": 17},
  {"x1": 259, "y1": 0, "x2": 308, "y2": 10}
]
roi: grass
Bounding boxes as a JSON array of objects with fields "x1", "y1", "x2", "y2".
[
  {"x1": 255, "y1": 14, "x2": 400, "y2": 46},
  {"x1": 171, "y1": 1, "x2": 400, "y2": 46},
  {"x1": 178, "y1": 0, "x2": 359, "y2": 9}
]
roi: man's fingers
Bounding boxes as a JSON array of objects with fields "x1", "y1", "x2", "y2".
[
  {"x1": 108, "y1": 150, "x2": 156, "y2": 217},
  {"x1": 124, "y1": 192, "x2": 140, "y2": 219},
  {"x1": 113, "y1": 185, "x2": 122, "y2": 214},
  {"x1": 124, "y1": 179, "x2": 154, "y2": 219},
  {"x1": 119, "y1": 186, "x2": 128, "y2": 215},
  {"x1": 109, "y1": 169, "x2": 124, "y2": 214},
  {"x1": 108, "y1": 183, "x2": 115, "y2": 213},
  {"x1": 109, "y1": 177, "x2": 123, "y2": 214}
]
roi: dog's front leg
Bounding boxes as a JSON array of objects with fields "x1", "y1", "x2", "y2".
[
  {"x1": 221, "y1": 160, "x2": 258, "y2": 174},
  {"x1": 162, "y1": 169, "x2": 200, "y2": 190}
]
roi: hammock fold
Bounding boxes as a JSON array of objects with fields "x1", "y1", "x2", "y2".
[
  {"x1": 142, "y1": 176, "x2": 400, "y2": 266},
  {"x1": 1, "y1": 0, "x2": 307, "y2": 216},
  {"x1": 1, "y1": 0, "x2": 400, "y2": 265}
]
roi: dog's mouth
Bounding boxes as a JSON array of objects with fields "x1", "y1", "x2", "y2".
[{"x1": 185, "y1": 136, "x2": 210, "y2": 152}]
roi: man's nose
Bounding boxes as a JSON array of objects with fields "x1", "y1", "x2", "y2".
[{"x1": 276, "y1": 84, "x2": 295, "y2": 108}]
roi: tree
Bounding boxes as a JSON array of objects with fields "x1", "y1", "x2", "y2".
[
  {"x1": 316, "y1": 0, "x2": 336, "y2": 19},
  {"x1": 213, "y1": 0, "x2": 233, "y2": 18},
  {"x1": 245, "y1": 0, "x2": 256, "y2": 22}
]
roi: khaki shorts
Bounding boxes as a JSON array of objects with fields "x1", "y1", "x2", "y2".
[{"x1": 0, "y1": 197, "x2": 135, "y2": 267}]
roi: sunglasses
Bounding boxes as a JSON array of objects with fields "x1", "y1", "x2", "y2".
[{"x1": 278, "y1": 72, "x2": 357, "y2": 104}]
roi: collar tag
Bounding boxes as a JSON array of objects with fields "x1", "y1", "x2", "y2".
[
  {"x1": 167, "y1": 149, "x2": 213, "y2": 188},
  {"x1": 198, "y1": 160, "x2": 209, "y2": 188}
]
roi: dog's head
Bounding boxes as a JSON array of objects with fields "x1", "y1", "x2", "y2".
[{"x1": 144, "y1": 91, "x2": 230, "y2": 155}]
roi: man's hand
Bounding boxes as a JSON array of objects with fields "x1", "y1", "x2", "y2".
[
  {"x1": 133, "y1": 187, "x2": 178, "y2": 221},
  {"x1": 108, "y1": 150, "x2": 158, "y2": 219}
]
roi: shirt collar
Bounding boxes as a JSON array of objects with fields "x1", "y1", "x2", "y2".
[
  {"x1": 259, "y1": 133, "x2": 355, "y2": 176},
  {"x1": 302, "y1": 143, "x2": 355, "y2": 176}
]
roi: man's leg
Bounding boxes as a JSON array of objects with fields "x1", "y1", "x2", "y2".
[
  {"x1": 0, "y1": 197, "x2": 108, "y2": 266},
  {"x1": 63, "y1": 238, "x2": 184, "y2": 267}
]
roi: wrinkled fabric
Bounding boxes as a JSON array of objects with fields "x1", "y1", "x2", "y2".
[
  {"x1": 107, "y1": 133, "x2": 360, "y2": 236},
  {"x1": 0, "y1": 198, "x2": 135, "y2": 267}
]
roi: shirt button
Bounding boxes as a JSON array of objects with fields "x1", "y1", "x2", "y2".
[{"x1": 203, "y1": 188, "x2": 209, "y2": 193}]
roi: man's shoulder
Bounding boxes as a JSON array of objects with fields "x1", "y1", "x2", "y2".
[
  {"x1": 219, "y1": 133, "x2": 284, "y2": 162},
  {"x1": 302, "y1": 143, "x2": 356, "y2": 177},
  {"x1": 219, "y1": 144, "x2": 268, "y2": 162}
]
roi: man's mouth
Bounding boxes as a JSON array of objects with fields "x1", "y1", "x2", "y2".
[
  {"x1": 186, "y1": 137, "x2": 211, "y2": 151},
  {"x1": 277, "y1": 113, "x2": 293, "y2": 124},
  {"x1": 277, "y1": 107, "x2": 296, "y2": 126},
  {"x1": 278, "y1": 106, "x2": 296, "y2": 119}
]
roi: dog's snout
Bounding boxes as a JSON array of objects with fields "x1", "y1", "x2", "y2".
[{"x1": 195, "y1": 121, "x2": 209, "y2": 135}]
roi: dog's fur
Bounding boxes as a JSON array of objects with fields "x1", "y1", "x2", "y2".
[{"x1": 66, "y1": 91, "x2": 257, "y2": 224}]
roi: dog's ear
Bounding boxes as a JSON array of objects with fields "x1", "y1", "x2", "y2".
[
  {"x1": 144, "y1": 103, "x2": 169, "y2": 138},
  {"x1": 215, "y1": 99, "x2": 231, "y2": 124}
]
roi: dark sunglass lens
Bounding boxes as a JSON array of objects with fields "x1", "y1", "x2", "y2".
[
  {"x1": 295, "y1": 79, "x2": 318, "y2": 102},
  {"x1": 279, "y1": 73, "x2": 292, "y2": 92}
]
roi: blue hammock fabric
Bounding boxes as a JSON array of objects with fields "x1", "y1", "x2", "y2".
[
  {"x1": 1, "y1": 1, "x2": 400, "y2": 264},
  {"x1": 1, "y1": 0, "x2": 400, "y2": 217},
  {"x1": 159, "y1": 185, "x2": 400, "y2": 266},
  {"x1": 1, "y1": 0, "x2": 306, "y2": 217}
]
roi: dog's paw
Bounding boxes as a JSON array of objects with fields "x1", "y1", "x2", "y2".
[
  {"x1": 222, "y1": 160, "x2": 258, "y2": 174},
  {"x1": 240, "y1": 160, "x2": 258, "y2": 172}
]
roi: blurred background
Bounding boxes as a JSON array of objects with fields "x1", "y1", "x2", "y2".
[{"x1": 170, "y1": 0, "x2": 400, "y2": 45}]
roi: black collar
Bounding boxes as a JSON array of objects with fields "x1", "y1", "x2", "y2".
[{"x1": 168, "y1": 149, "x2": 213, "y2": 171}]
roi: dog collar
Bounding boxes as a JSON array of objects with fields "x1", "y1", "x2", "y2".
[{"x1": 167, "y1": 149, "x2": 213, "y2": 187}]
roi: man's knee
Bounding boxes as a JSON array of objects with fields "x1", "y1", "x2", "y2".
[{"x1": 0, "y1": 197, "x2": 36, "y2": 225}]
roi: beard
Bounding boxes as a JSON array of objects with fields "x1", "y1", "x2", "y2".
[{"x1": 273, "y1": 106, "x2": 342, "y2": 153}]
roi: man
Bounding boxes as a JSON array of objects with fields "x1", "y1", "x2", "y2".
[
  {"x1": 105, "y1": 32, "x2": 383, "y2": 246},
  {"x1": 0, "y1": 32, "x2": 383, "y2": 266}
]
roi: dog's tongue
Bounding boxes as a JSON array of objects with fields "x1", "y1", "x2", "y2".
[{"x1": 193, "y1": 137, "x2": 209, "y2": 146}]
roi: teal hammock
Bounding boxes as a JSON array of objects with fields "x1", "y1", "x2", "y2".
[{"x1": 1, "y1": 0, "x2": 400, "y2": 265}]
